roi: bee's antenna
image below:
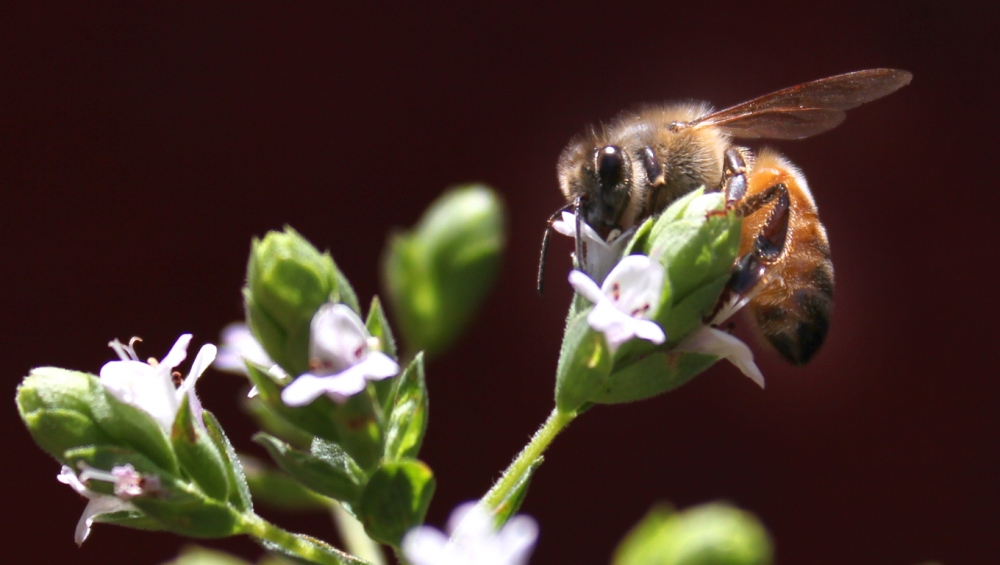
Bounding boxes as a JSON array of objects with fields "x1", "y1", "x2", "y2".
[{"x1": 537, "y1": 201, "x2": 576, "y2": 295}]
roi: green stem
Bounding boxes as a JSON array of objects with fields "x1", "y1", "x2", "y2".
[
  {"x1": 241, "y1": 513, "x2": 372, "y2": 565},
  {"x1": 482, "y1": 407, "x2": 577, "y2": 509}
]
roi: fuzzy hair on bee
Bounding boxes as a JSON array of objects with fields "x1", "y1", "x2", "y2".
[{"x1": 544, "y1": 69, "x2": 912, "y2": 366}]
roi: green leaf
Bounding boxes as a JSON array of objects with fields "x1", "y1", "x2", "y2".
[
  {"x1": 614, "y1": 503, "x2": 772, "y2": 565},
  {"x1": 253, "y1": 433, "x2": 365, "y2": 504},
  {"x1": 242, "y1": 395, "x2": 314, "y2": 451},
  {"x1": 357, "y1": 459, "x2": 436, "y2": 546},
  {"x1": 382, "y1": 185, "x2": 506, "y2": 357},
  {"x1": 97, "y1": 381, "x2": 179, "y2": 474},
  {"x1": 203, "y1": 411, "x2": 253, "y2": 512},
  {"x1": 241, "y1": 455, "x2": 330, "y2": 512},
  {"x1": 592, "y1": 351, "x2": 718, "y2": 405},
  {"x1": 493, "y1": 457, "x2": 542, "y2": 528},
  {"x1": 383, "y1": 354, "x2": 428, "y2": 461},
  {"x1": 172, "y1": 396, "x2": 231, "y2": 502}
]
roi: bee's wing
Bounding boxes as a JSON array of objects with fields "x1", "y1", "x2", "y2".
[{"x1": 690, "y1": 69, "x2": 912, "y2": 140}]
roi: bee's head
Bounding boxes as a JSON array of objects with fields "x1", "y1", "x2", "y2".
[{"x1": 558, "y1": 141, "x2": 633, "y2": 239}]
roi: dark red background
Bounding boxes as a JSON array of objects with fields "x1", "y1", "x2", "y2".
[{"x1": 2, "y1": 2, "x2": 997, "y2": 564}]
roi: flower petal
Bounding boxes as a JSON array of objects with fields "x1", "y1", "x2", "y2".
[
  {"x1": 310, "y1": 303, "x2": 369, "y2": 371},
  {"x1": 677, "y1": 327, "x2": 765, "y2": 388},
  {"x1": 495, "y1": 514, "x2": 539, "y2": 565},
  {"x1": 214, "y1": 323, "x2": 275, "y2": 374},
  {"x1": 568, "y1": 270, "x2": 605, "y2": 305},
  {"x1": 99, "y1": 360, "x2": 178, "y2": 431},
  {"x1": 280, "y1": 374, "x2": 333, "y2": 407},
  {"x1": 401, "y1": 526, "x2": 452, "y2": 565},
  {"x1": 600, "y1": 254, "x2": 664, "y2": 315},
  {"x1": 75, "y1": 495, "x2": 134, "y2": 546},
  {"x1": 360, "y1": 351, "x2": 400, "y2": 380}
]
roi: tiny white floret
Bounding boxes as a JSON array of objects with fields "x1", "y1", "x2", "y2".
[
  {"x1": 100, "y1": 334, "x2": 216, "y2": 432},
  {"x1": 213, "y1": 322, "x2": 290, "y2": 398},
  {"x1": 569, "y1": 254, "x2": 667, "y2": 353},
  {"x1": 402, "y1": 502, "x2": 538, "y2": 565},
  {"x1": 58, "y1": 464, "x2": 150, "y2": 546},
  {"x1": 280, "y1": 303, "x2": 399, "y2": 406}
]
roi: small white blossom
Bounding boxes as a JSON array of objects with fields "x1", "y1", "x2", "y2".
[
  {"x1": 675, "y1": 326, "x2": 765, "y2": 388},
  {"x1": 402, "y1": 502, "x2": 537, "y2": 565},
  {"x1": 553, "y1": 211, "x2": 635, "y2": 285},
  {"x1": 57, "y1": 464, "x2": 152, "y2": 546},
  {"x1": 100, "y1": 334, "x2": 216, "y2": 432},
  {"x1": 569, "y1": 254, "x2": 667, "y2": 353},
  {"x1": 213, "y1": 322, "x2": 289, "y2": 398},
  {"x1": 280, "y1": 303, "x2": 399, "y2": 406}
]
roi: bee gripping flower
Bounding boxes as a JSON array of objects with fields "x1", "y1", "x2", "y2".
[
  {"x1": 280, "y1": 303, "x2": 400, "y2": 406},
  {"x1": 553, "y1": 211, "x2": 635, "y2": 285},
  {"x1": 402, "y1": 502, "x2": 538, "y2": 565},
  {"x1": 57, "y1": 464, "x2": 151, "y2": 546},
  {"x1": 569, "y1": 254, "x2": 667, "y2": 353},
  {"x1": 99, "y1": 334, "x2": 217, "y2": 431}
]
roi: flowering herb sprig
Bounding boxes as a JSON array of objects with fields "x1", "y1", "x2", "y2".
[{"x1": 17, "y1": 184, "x2": 787, "y2": 565}]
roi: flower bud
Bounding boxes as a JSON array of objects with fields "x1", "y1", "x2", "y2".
[
  {"x1": 16, "y1": 368, "x2": 113, "y2": 462},
  {"x1": 614, "y1": 503, "x2": 773, "y2": 565},
  {"x1": 245, "y1": 227, "x2": 358, "y2": 377},
  {"x1": 382, "y1": 185, "x2": 506, "y2": 357}
]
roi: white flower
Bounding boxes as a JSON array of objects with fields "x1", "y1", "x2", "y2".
[
  {"x1": 213, "y1": 322, "x2": 289, "y2": 398},
  {"x1": 100, "y1": 334, "x2": 216, "y2": 432},
  {"x1": 57, "y1": 464, "x2": 153, "y2": 546},
  {"x1": 675, "y1": 326, "x2": 765, "y2": 388},
  {"x1": 402, "y1": 502, "x2": 538, "y2": 565},
  {"x1": 553, "y1": 211, "x2": 635, "y2": 285},
  {"x1": 280, "y1": 303, "x2": 399, "y2": 406},
  {"x1": 569, "y1": 254, "x2": 667, "y2": 353}
]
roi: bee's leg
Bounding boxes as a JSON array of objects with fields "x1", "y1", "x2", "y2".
[
  {"x1": 708, "y1": 183, "x2": 789, "y2": 323},
  {"x1": 721, "y1": 147, "x2": 749, "y2": 207}
]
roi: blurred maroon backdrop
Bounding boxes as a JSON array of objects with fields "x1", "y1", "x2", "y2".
[{"x1": 2, "y1": 2, "x2": 997, "y2": 564}]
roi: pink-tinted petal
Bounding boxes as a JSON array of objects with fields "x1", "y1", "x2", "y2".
[
  {"x1": 677, "y1": 327, "x2": 765, "y2": 388},
  {"x1": 316, "y1": 367, "x2": 370, "y2": 400},
  {"x1": 160, "y1": 334, "x2": 193, "y2": 372},
  {"x1": 495, "y1": 514, "x2": 539, "y2": 565}
]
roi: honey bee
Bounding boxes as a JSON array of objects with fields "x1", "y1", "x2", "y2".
[{"x1": 543, "y1": 69, "x2": 912, "y2": 365}]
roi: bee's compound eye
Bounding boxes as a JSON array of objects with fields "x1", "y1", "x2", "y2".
[{"x1": 596, "y1": 145, "x2": 626, "y2": 186}]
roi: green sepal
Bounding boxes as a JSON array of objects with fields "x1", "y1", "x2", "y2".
[
  {"x1": 203, "y1": 411, "x2": 253, "y2": 512},
  {"x1": 253, "y1": 433, "x2": 365, "y2": 504},
  {"x1": 172, "y1": 395, "x2": 231, "y2": 502},
  {"x1": 63, "y1": 445, "x2": 243, "y2": 539},
  {"x1": 554, "y1": 311, "x2": 613, "y2": 413},
  {"x1": 593, "y1": 351, "x2": 718, "y2": 405},
  {"x1": 614, "y1": 503, "x2": 773, "y2": 565},
  {"x1": 383, "y1": 353, "x2": 428, "y2": 461},
  {"x1": 636, "y1": 189, "x2": 742, "y2": 343},
  {"x1": 365, "y1": 295, "x2": 399, "y2": 409},
  {"x1": 241, "y1": 455, "x2": 330, "y2": 512},
  {"x1": 98, "y1": 382, "x2": 179, "y2": 474},
  {"x1": 244, "y1": 363, "x2": 383, "y2": 471},
  {"x1": 357, "y1": 458, "x2": 436, "y2": 546},
  {"x1": 242, "y1": 394, "x2": 314, "y2": 451},
  {"x1": 244, "y1": 227, "x2": 353, "y2": 377},
  {"x1": 493, "y1": 457, "x2": 542, "y2": 528},
  {"x1": 382, "y1": 185, "x2": 506, "y2": 358}
]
